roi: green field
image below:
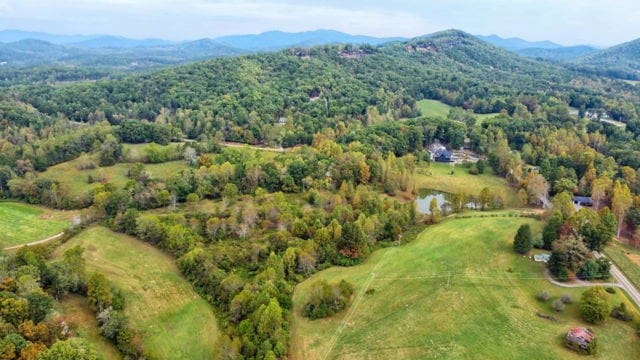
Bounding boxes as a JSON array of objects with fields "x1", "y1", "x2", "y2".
[
  {"x1": 291, "y1": 216, "x2": 640, "y2": 360},
  {"x1": 0, "y1": 202, "x2": 74, "y2": 247},
  {"x1": 415, "y1": 162, "x2": 519, "y2": 207},
  {"x1": 605, "y1": 241, "x2": 640, "y2": 291},
  {"x1": 54, "y1": 226, "x2": 220, "y2": 359},
  {"x1": 417, "y1": 99, "x2": 454, "y2": 118},
  {"x1": 121, "y1": 142, "x2": 184, "y2": 163},
  {"x1": 416, "y1": 99, "x2": 499, "y2": 122},
  {"x1": 41, "y1": 154, "x2": 189, "y2": 200},
  {"x1": 56, "y1": 295, "x2": 121, "y2": 360}
]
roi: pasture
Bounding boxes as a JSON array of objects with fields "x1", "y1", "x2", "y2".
[
  {"x1": 0, "y1": 202, "x2": 73, "y2": 247},
  {"x1": 291, "y1": 216, "x2": 640, "y2": 360},
  {"x1": 53, "y1": 226, "x2": 220, "y2": 360}
]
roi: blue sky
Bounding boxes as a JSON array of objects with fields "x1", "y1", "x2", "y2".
[{"x1": 0, "y1": 0, "x2": 639, "y2": 46}]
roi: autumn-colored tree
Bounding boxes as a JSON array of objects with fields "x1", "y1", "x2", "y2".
[
  {"x1": 591, "y1": 176, "x2": 612, "y2": 210},
  {"x1": 611, "y1": 180, "x2": 632, "y2": 237},
  {"x1": 87, "y1": 273, "x2": 113, "y2": 312},
  {"x1": 429, "y1": 198, "x2": 441, "y2": 223},
  {"x1": 19, "y1": 342, "x2": 46, "y2": 360}
]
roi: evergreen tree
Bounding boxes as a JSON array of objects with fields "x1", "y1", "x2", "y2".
[{"x1": 513, "y1": 224, "x2": 533, "y2": 254}]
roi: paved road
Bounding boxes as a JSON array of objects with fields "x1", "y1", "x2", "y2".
[
  {"x1": 3, "y1": 232, "x2": 64, "y2": 250},
  {"x1": 544, "y1": 254, "x2": 640, "y2": 309},
  {"x1": 596, "y1": 252, "x2": 640, "y2": 307}
]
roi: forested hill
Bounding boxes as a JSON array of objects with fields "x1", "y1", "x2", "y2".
[
  {"x1": 6, "y1": 30, "x2": 630, "y2": 145},
  {"x1": 573, "y1": 38, "x2": 640, "y2": 79}
]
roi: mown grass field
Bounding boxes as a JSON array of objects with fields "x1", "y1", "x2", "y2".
[
  {"x1": 54, "y1": 226, "x2": 220, "y2": 360},
  {"x1": 415, "y1": 162, "x2": 519, "y2": 207},
  {"x1": 41, "y1": 153, "x2": 188, "y2": 200},
  {"x1": 416, "y1": 99, "x2": 499, "y2": 122},
  {"x1": 605, "y1": 241, "x2": 640, "y2": 291},
  {"x1": 56, "y1": 295, "x2": 122, "y2": 360},
  {"x1": 291, "y1": 216, "x2": 640, "y2": 360},
  {"x1": 0, "y1": 202, "x2": 74, "y2": 247}
]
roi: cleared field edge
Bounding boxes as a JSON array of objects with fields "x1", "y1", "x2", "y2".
[
  {"x1": 0, "y1": 201, "x2": 72, "y2": 247},
  {"x1": 52, "y1": 226, "x2": 221, "y2": 359}
]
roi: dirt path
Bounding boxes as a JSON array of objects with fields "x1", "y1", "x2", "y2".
[{"x1": 4, "y1": 232, "x2": 64, "y2": 250}]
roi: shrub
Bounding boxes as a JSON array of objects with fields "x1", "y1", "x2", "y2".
[
  {"x1": 561, "y1": 294, "x2": 573, "y2": 304},
  {"x1": 303, "y1": 280, "x2": 354, "y2": 320},
  {"x1": 537, "y1": 291, "x2": 550, "y2": 302},
  {"x1": 611, "y1": 302, "x2": 633, "y2": 322},
  {"x1": 552, "y1": 299, "x2": 566, "y2": 312},
  {"x1": 605, "y1": 287, "x2": 616, "y2": 294},
  {"x1": 580, "y1": 287, "x2": 610, "y2": 324},
  {"x1": 186, "y1": 193, "x2": 200, "y2": 202}
]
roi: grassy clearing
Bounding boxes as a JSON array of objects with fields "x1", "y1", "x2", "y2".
[
  {"x1": 417, "y1": 99, "x2": 453, "y2": 118},
  {"x1": 291, "y1": 216, "x2": 640, "y2": 360},
  {"x1": 415, "y1": 162, "x2": 519, "y2": 207},
  {"x1": 41, "y1": 153, "x2": 188, "y2": 200},
  {"x1": 0, "y1": 202, "x2": 74, "y2": 247},
  {"x1": 53, "y1": 226, "x2": 220, "y2": 360},
  {"x1": 56, "y1": 295, "x2": 121, "y2": 360},
  {"x1": 121, "y1": 142, "x2": 184, "y2": 163},
  {"x1": 416, "y1": 99, "x2": 500, "y2": 123},
  {"x1": 605, "y1": 241, "x2": 640, "y2": 291}
]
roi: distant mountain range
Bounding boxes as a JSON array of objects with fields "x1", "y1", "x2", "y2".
[
  {"x1": 475, "y1": 34, "x2": 563, "y2": 51},
  {"x1": 0, "y1": 29, "x2": 406, "y2": 69},
  {"x1": 1, "y1": 28, "x2": 639, "y2": 80},
  {"x1": 214, "y1": 29, "x2": 405, "y2": 51},
  {"x1": 0, "y1": 29, "x2": 403, "y2": 51}
]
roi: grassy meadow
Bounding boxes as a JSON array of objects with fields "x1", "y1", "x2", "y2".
[
  {"x1": 605, "y1": 241, "x2": 640, "y2": 291},
  {"x1": 416, "y1": 99, "x2": 500, "y2": 122},
  {"x1": 53, "y1": 226, "x2": 220, "y2": 360},
  {"x1": 0, "y1": 202, "x2": 74, "y2": 247},
  {"x1": 415, "y1": 162, "x2": 520, "y2": 207},
  {"x1": 41, "y1": 153, "x2": 188, "y2": 200},
  {"x1": 56, "y1": 295, "x2": 122, "y2": 360},
  {"x1": 291, "y1": 216, "x2": 640, "y2": 360}
]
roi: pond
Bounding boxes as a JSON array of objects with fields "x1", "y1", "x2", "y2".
[{"x1": 415, "y1": 189, "x2": 477, "y2": 215}]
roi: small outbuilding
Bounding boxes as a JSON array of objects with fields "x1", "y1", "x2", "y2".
[{"x1": 566, "y1": 327, "x2": 596, "y2": 354}]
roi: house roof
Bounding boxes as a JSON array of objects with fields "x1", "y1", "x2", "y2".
[{"x1": 567, "y1": 327, "x2": 594, "y2": 342}]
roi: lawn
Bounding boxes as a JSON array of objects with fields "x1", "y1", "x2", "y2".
[
  {"x1": 291, "y1": 216, "x2": 640, "y2": 360},
  {"x1": 56, "y1": 295, "x2": 121, "y2": 360},
  {"x1": 0, "y1": 202, "x2": 74, "y2": 247},
  {"x1": 41, "y1": 153, "x2": 189, "y2": 200},
  {"x1": 605, "y1": 241, "x2": 640, "y2": 291},
  {"x1": 53, "y1": 226, "x2": 220, "y2": 360},
  {"x1": 415, "y1": 162, "x2": 520, "y2": 207}
]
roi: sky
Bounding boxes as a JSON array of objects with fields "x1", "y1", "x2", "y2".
[{"x1": 0, "y1": 0, "x2": 639, "y2": 46}]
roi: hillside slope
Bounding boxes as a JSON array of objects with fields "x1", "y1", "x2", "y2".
[
  {"x1": 574, "y1": 38, "x2": 640, "y2": 79},
  {"x1": 15, "y1": 29, "x2": 574, "y2": 127}
]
